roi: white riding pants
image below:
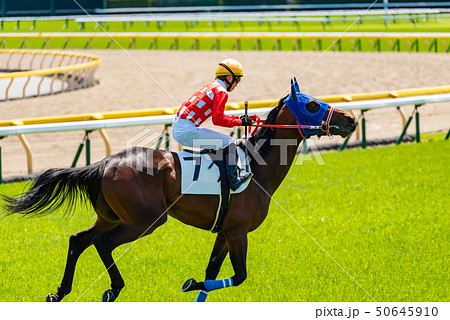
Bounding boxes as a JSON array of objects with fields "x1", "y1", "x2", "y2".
[{"x1": 172, "y1": 117, "x2": 235, "y2": 149}]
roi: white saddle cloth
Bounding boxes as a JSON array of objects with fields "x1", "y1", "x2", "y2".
[{"x1": 178, "y1": 147, "x2": 252, "y2": 195}]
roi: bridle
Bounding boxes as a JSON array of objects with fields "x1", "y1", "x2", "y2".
[
  {"x1": 249, "y1": 105, "x2": 336, "y2": 139},
  {"x1": 319, "y1": 105, "x2": 335, "y2": 138}
]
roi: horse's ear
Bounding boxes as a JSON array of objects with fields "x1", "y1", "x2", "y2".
[
  {"x1": 293, "y1": 77, "x2": 300, "y2": 93},
  {"x1": 290, "y1": 79, "x2": 298, "y2": 101}
]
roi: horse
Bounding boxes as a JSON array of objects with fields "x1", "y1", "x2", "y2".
[{"x1": 2, "y1": 78, "x2": 356, "y2": 302}]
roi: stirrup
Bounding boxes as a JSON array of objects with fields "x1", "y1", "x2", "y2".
[{"x1": 230, "y1": 172, "x2": 253, "y2": 191}]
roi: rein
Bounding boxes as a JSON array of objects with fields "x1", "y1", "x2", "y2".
[{"x1": 249, "y1": 106, "x2": 336, "y2": 139}]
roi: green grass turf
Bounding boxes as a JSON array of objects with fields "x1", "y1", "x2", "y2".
[
  {"x1": 420, "y1": 131, "x2": 449, "y2": 143},
  {"x1": 0, "y1": 140, "x2": 448, "y2": 302},
  {"x1": 1, "y1": 15, "x2": 450, "y2": 52}
]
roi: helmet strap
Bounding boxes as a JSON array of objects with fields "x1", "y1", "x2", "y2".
[{"x1": 219, "y1": 63, "x2": 237, "y2": 91}]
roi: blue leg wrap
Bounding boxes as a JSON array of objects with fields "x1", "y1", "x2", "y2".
[
  {"x1": 195, "y1": 290, "x2": 209, "y2": 302},
  {"x1": 203, "y1": 278, "x2": 234, "y2": 292}
]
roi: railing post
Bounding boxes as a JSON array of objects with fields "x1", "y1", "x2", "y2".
[
  {"x1": 71, "y1": 131, "x2": 92, "y2": 167},
  {"x1": 156, "y1": 135, "x2": 163, "y2": 149},
  {"x1": 339, "y1": 133, "x2": 351, "y2": 151},
  {"x1": 361, "y1": 110, "x2": 367, "y2": 149},
  {"x1": 156, "y1": 125, "x2": 171, "y2": 150},
  {"x1": 71, "y1": 138, "x2": 85, "y2": 168},
  {"x1": 396, "y1": 111, "x2": 413, "y2": 144},
  {"x1": 396, "y1": 106, "x2": 406, "y2": 128},
  {"x1": 415, "y1": 105, "x2": 420, "y2": 143},
  {"x1": 396, "y1": 113, "x2": 413, "y2": 145},
  {"x1": 98, "y1": 129, "x2": 111, "y2": 156},
  {"x1": 18, "y1": 134, "x2": 33, "y2": 174},
  {"x1": 85, "y1": 131, "x2": 92, "y2": 165},
  {"x1": 165, "y1": 125, "x2": 170, "y2": 150}
]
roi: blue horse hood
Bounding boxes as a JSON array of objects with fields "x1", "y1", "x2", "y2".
[{"x1": 284, "y1": 78, "x2": 330, "y2": 138}]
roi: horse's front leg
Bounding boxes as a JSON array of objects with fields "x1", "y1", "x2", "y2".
[
  {"x1": 182, "y1": 233, "x2": 229, "y2": 301},
  {"x1": 205, "y1": 233, "x2": 229, "y2": 280},
  {"x1": 182, "y1": 232, "x2": 247, "y2": 302}
]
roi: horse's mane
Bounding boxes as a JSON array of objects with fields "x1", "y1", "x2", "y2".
[{"x1": 246, "y1": 95, "x2": 288, "y2": 158}]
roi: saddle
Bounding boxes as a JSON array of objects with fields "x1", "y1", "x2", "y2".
[{"x1": 177, "y1": 146, "x2": 252, "y2": 233}]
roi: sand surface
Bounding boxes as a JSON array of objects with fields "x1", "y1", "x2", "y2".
[{"x1": 0, "y1": 49, "x2": 449, "y2": 177}]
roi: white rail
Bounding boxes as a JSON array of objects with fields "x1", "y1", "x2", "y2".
[
  {"x1": 74, "y1": 9, "x2": 450, "y2": 22},
  {"x1": 1, "y1": 93, "x2": 449, "y2": 137}
]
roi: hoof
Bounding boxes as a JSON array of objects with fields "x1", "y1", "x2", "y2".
[
  {"x1": 181, "y1": 278, "x2": 197, "y2": 292},
  {"x1": 46, "y1": 293, "x2": 59, "y2": 302},
  {"x1": 101, "y1": 289, "x2": 116, "y2": 302}
]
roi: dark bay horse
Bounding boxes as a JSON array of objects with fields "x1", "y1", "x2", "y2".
[{"x1": 2, "y1": 80, "x2": 356, "y2": 302}]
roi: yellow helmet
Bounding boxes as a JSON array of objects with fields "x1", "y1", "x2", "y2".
[{"x1": 215, "y1": 58, "x2": 245, "y2": 77}]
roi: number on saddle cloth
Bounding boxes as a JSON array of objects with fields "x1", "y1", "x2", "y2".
[{"x1": 177, "y1": 147, "x2": 251, "y2": 196}]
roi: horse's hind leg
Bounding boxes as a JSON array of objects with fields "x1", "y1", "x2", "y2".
[
  {"x1": 92, "y1": 218, "x2": 166, "y2": 302},
  {"x1": 47, "y1": 192, "x2": 119, "y2": 302},
  {"x1": 46, "y1": 223, "x2": 101, "y2": 302}
]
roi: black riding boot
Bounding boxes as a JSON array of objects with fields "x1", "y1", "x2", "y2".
[{"x1": 224, "y1": 143, "x2": 253, "y2": 191}]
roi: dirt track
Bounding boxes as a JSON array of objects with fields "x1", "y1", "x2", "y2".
[{"x1": 1, "y1": 49, "x2": 449, "y2": 177}]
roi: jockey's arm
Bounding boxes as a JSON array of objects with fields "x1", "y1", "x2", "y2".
[{"x1": 211, "y1": 91, "x2": 242, "y2": 128}]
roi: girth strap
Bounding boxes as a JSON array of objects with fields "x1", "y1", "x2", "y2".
[{"x1": 210, "y1": 158, "x2": 230, "y2": 233}]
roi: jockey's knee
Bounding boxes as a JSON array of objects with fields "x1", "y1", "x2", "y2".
[{"x1": 231, "y1": 271, "x2": 247, "y2": 286}]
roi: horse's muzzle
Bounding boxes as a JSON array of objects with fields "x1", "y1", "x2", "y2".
[{"x1": 348, "y1": 117, "x2": 357, "y2": 133}]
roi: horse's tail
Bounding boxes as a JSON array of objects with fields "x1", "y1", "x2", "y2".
[{"x1": 2, "y1": 160, "x2": 107, "y2": 217}]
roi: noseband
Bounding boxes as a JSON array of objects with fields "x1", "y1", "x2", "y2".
[{"x1": 296, "y1": 105, "x2": 335, "y2": 139}]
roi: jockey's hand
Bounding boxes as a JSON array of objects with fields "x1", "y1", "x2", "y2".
[
  {"x1": 249, "y1": 114, "x2": 260, "y2": 122},
  {"x1": 240, "y1": 115, "x2": 254, "y2": 126}
]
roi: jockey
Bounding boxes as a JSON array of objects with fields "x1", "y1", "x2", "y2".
[{"x1": 172, "y1": 58, "x2": 256, "y2": 191}]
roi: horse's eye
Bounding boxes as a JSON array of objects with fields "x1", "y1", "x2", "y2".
[{"x1": 306, "y1": 100, "x2": 320, "y2": 113}]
